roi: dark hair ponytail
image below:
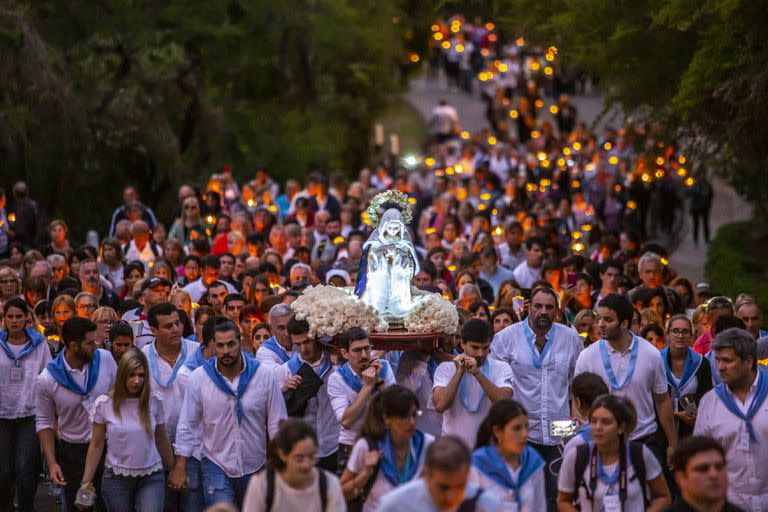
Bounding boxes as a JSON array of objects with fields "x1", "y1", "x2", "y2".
[
  {"x1": 475, "y1": 399, "x2": 527, "y2": 450},
  {"x1": 358, "y1": 385, "x2": 420, "y2": 442},
  {"x1": 267, "y1": 419, "x2": 318, "y2": 472}
]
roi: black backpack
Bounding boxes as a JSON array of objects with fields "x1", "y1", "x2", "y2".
[
  {"x1": 457, "y1": 488, "x2": 485, "y2": 512},
  {"x1": 573, "y1": 442, "x2": 648, "y2": 509},
  {"x1": 346, "y1": 438, "x2": 381, "y2": 512},
  {"x1": 265, "y1": 467, "x2": 328, "y2": 512}
]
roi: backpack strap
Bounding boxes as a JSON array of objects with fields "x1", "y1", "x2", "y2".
[
  {"x1": 319, "y1": 469, "x2": 328, "y2": 512},
  {"x1": 628, "y1": 442, "x2": 648, "y2": 508},
  {"x1": 574, "y1": 443, "x2": 592, "y2": 501},
  {"x1": 265, "y1": 468, "x2": 275, "y2": 512},
  {"x1": 360, "y1": 438, "x2": 381, "y2": 502},
  {"x1": 456, "y1": 488, "x2": 484, "y2": 512}
]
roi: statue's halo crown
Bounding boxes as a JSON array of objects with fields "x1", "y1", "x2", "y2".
[{"x1": 365, "y1": 190, "x2": 413, "y2": 228}]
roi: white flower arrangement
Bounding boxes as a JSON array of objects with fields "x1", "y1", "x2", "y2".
[
  {"x1": 365, "y1": 189, "x2": 414, "y2": 227},
  {"x1": 404, "y1": 293, "x2": 459, "y2": 335},
  {"x1": 291, "y1": 285, "x2": 388, "y2": 338}
]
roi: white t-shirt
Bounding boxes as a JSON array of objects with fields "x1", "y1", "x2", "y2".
[
  {"x1": 468, "y1": 461, "x2": 547, "y2": 512},
  {"x1": 92, "y1": 393, "x2": 165, "y2": 476},
  {"x1": 432, "y1": 359, "x2": 514, "y2": 448},
  {"x1": 575, "y1": 336, "x2": 668, "y2": 439},
  {"x1": 241, "y1": 468, "x2": 345, "y2": 512},
  {"x1": 558, "y1": 443, "x2": 661, "y2": 512},
  {"x1": 346, "y1": 433, "x2": 434, "y2": 512},
  {"x1": 0, "y1": 335, "x2": 51, "y2": 419},
  {"x1": 512, "y1": 262, "x2": 541, "y2": 289}
]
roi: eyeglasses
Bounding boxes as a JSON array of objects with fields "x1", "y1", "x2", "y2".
[
  {"x1": 184, "y1": 205, "x2": 198, "y2": 210},
  {"x1": 349, "y1": 345, "x2": 373, "y2": 354},
  {"x1": 0, "y1": 279, "x2": 17, "y2": 285},
  {"x1": 706, "y1": 296, "x2": 733, "y2": 311},
  {"x1": 669, "y1": 328, "x2": 691, "y2": 337},
  {"x1": 98, "y1": 319, "x2": 117, "y2": 326}
]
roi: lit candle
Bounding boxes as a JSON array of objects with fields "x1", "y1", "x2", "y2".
[
  {"x1": 389, "y1": 134, "x2": 399, "y2": 155},
  {"x1": 375, "y1": 124, "x2": 384, "y2": 146}
]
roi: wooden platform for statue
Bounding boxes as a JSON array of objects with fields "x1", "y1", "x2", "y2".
[{"x1": 369, "y1": 330, "x2": 440, "y2": 352}]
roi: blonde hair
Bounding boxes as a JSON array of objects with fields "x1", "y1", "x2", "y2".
[
  {"x1": 112, "y1": 348, "x2": 153, "y2": 436},
  {"x1": 92, "y1": 306, "x2": 118, "y2": 324},
  {"x1": 0, "y1": 266, "x2": 22, "y2": 297},
  {"x1": 640, "y1": 308, "x2": 664, "y2": 329}
]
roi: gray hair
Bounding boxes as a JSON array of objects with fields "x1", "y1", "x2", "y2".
[
  {"x1": 712, "y1": 327, "x2": 757, "y2": 368},
  {"x1": 268, "y1": 303, "x2": 294, "y2": 324},
  {"x1": 46, "y1": 254, "x2": 66, "y2": 264},
  {"x1": 289, "y1": 263, "x2": 311, "y2": 279},
  {"x1": 74, "y1": 291, "x2": 98, "y2": 305},
  {"x1": 457, "y1": 283, "x2": 481, "y2": 300},
  {"x1": 637, "y1": 252, "x2": 661, "y2": 273}
]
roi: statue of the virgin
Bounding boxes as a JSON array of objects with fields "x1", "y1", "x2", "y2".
[{"x1": 355, "y1": 207, "x2": 419, "y2": 322}]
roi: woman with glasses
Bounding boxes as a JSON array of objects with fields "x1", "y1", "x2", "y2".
[
  {"x1": 662, "y1": 315, "x2": 712, "y2": 439},
  {"x1": 242, "y1": 419, "x2": 345, "y2": 512},
  {"x1": 92, "y1": 307, "x2": 119, "y2": 348},
  {"x1": 0, "y1": 266, "x2": 22, "y2": 304},
  {"x1": 341, "y1": 385, "x2": 433, "y2": 512},
  {"x1": 169, "y1": 197, "x2": 206, "y2": 249}
]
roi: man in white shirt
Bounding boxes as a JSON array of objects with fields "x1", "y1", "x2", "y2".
[
  {"x1": 694, "y1": 328, "x2": 768, "y2": 511},
  {"x1": 512, "y1": 237, "x2": 546, "y2": 289},
  {"x1": 276, "y1": 317, "x2": 339, "y2": 472},
  {"x1": 378, "y1": 436, "x2": 502, "y2": 512},
  {"x1": 478, "y1": 246, "x2": 515, "y2": 297},
  {"x1": 170, "y1": 320, "x2": 286, "y2": 507},
  {"x1": 35, "y1": 317, "x2": 117, "y2": 511},
  {"x1": 575, "y1": 294, "x2": 677, "y2": 466},
  {"x1": 432, "y1": 319, "x2": 514, "y2": 449},
  {"x1": 255, "y1": 303, "x2": 295, "y2": 366},
  {"x1": 182, "y1": 254, "x2": 237, "y2": 303},
  {"x1": 123, "y1": 220, "x2": 162, "y2": 271},
  {"x1": 326, "y1": 327, "x2": 396, "y2": 472},
  {"x1": 121, "y1": 277, "x2": 171, "y2": 348},
  {"x1": 497, "y1": 221, "x2": 527, "y2": 272},
  {"x1": 491, "y1": 286, "x2": 582, "y2": 511},
  {"x1": 591, "y1": 259, "x2": 622, "y2": 309},
  {"x1": 142, "y1": 302, "x2": 201, "y2": 511}
]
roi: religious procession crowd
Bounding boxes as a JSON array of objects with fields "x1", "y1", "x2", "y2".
[{"x1": 0, "y1": 23, "x2": 761, "y2": 511}]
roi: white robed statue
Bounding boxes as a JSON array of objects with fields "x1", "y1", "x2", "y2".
[{"x1": 355, "y1": 208, "x2": 420, "y2": 322}]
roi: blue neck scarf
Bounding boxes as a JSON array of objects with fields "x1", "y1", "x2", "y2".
[
  {"x1": 337, "y1": 361, "x2": 389, "y2": 393},
  {"x1": 428, "y1": 348, "x2": 459, "y2": 381},
  {"x1": 577, "y1": 424, "x2": 592, "y2": 443},
  {"x1": 47, "y1": 349, "x2": 102, "y2": 397},
  {"x1": 148, "y1": 341, "x2": 188, "y2": 388},
  {"x1": 0, "y1": 328, "x2": 45, "y2": 364},
  {"x1": 714, "y1": 369, "x2": 768, "y2": 443},
  {"x1": 472, "y1": 445, "x2": 544, "y2": 510},
  {"x1": 523, "y1": 320, "x2": 554, "y2": 369},
  {"x1": 662, "y1": 347, "x2": 702, "y2": 402},
  {"x1": 599, "y1": 337, "x2": 639, "y2": 391},
  {"x1": 379, "y1": 429, "x2": 426, "y2": 486},
  {"x1": 261, "y1": 337, "x2": 291, "y2": 364},
  {"x1": 459, "y1": 359, "x2": 491, "y2": 413},
  {"x1": 202, "y1": 355, "x2": 260, "y2": 423},
  {"x1": 706, "y1": 350, "x2": 722, "y2": 386},
  {"x1": 183, "y1": 344, "x2": 208, "y2": 371},
  {"x1": 287, "y1": 352, "x2": 332, "y2": 380}
]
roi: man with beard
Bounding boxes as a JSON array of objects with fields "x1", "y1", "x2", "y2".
[
  {"x1": 490, "y1": 286, "x2": 583, "y2": 511},
  {"x1": 35, "y1": 318, "x2": 117, "y2": 511},
  {"x1": 78, "y1": 259, "x2": 120, "y2": 310},
  {"x1": 121, "y1": 277, "x2": 172, "y2": 349},
  {"x1": 575, "y1": 294, "x2": 678, "y2": 467},
  {"x1": 171, "y1": 321, "x2": 286, "y2": 507},
  {"x1": 142, "y1": 302, "x2": 201, "y2": 511},
  {"x1": 327, "y1": 327, "x2": 396, "y2": 472},
  {"x1": 432, "y1": 319, "x2": 513, "y2": 449}
]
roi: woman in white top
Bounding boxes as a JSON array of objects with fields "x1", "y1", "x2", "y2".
[
  {"x1": 242, "y1": 418, "x2": 345, "y2": 512},
  {"x1": 341, "y1": 385, "x2": 434, "y2": 512},
  {"x1": 468, "y1": 399, "x2": 547, "y2": 512},
  {"x1": 557, "y1": 395, "x2": 670, "y2": 512},
  {"x1": 0, "y1": 297, "x2": 52, "y2": 512},
  {"x1": 81, "y1": 347, "x2": 174, "y2": 512}
]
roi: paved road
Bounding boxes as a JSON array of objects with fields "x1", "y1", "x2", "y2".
[{"x1": 404, "y1": 73, "x2": 751, "y2": 282}]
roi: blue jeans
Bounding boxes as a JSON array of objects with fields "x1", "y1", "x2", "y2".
[
  {"x1": 101, "y1": 467, "x2": 165, "y2": 512},
  {"x1": 0, "y1": 417, "x2": 41, "y2": 512},
  {"x1": 163, "y1": 456, "x2": 203, "y2": 512},
  {"x1": 200, "y1": 458, "x2": 254, "y2": 507}
]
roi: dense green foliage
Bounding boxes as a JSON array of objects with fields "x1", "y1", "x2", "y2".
[
  {"x1": 462, "y1": 0, "x2": 768, "y2": 223},
  {"x1": 706, "y1": 221, "x2": 768, "y2": 311},
  {"x1": 0, "y1": 1, "x2": 432, "y2": 235}
]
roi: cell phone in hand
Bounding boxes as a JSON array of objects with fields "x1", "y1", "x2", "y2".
[{"x1": 551, "y1": 420, "x2": 578, "y2": 437}]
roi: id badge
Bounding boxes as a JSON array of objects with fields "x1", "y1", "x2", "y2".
[
  {"x1": 10, "y1": 366, "x2": 24, "y2": 382},
  {"x1": 603, "y1": 493, "x2": 621, "y2": 512},
  {"x1": 737, "y1": 427, "x2": 750, "y2": 452}
]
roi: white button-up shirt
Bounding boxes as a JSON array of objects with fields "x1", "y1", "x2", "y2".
[
  {"x1": 432, "y1": 359, "x2": 514, "y2": 449},
  {"x1": 174, "y1": 359, "x2": 286, "y2": 478},
  {"x1": 0, "y1": 336, "x2": 51, "y2": 419},
  {"x1": 327, "y1": 364, "x2": 396, "y2": 446},
  {"x1": 254, "y1": 337, "x2": 293, "y2": 367},
  {"x1": 121, "y1": 308, "x2": 153, "y2": 349},
  {"x1": 275, "y1": 353, "x2": 339, "y2": 457},
  {"x1": 395, "y1": 353, "x2": 443, "y2": 438},
  {"x1": 575, "y1": 336, "x2": 668, "y2": 439},
  {"x1": 141, "y1": 338, "x2": 200, "y2": 442},
  {"x1": 491, "y1": 321, "x2": 583, "y2": 445},
  {"x1": 694, "y1": 372, "x2": 768, "y2": 511},
  {"x1": 35, "y1": 349, "x2": 117, "y2": 444},
  {"x1": 182, "y1": 278, "x2": 237, "y2": 303}
]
